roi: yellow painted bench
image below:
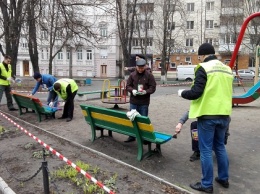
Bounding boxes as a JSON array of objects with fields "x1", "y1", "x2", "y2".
[{"x1": 80, "y1": 104, "x2": 172, "y2": 161}]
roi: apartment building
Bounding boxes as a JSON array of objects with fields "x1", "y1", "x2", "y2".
[{"x1": 1, "y1": 0, "x2": 259, "y2": 78}]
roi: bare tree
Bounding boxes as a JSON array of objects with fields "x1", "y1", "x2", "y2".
[
  {"x1": 115, "y1": 0, "x2": 137, "y2": 72},
  {"x1": 0, "y1": 0, "x2": 25, "y2": 76},
  {"x1": 26, "y1": 0, "x2": 40, "y2": 73}
]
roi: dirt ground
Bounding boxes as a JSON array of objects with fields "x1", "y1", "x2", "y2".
[
  {"x1": 1, "y1": 87, "x2": 260, "y2": 194},
  {"x1": 0, "y1": 97, "x2": 188, "y2": 194}
]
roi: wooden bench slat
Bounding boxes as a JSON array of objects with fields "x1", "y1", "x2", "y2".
[
  {"x1": 80, "y1": 104, "x2": 172, "y2": 161},
  {"x1": 11, "y1": 91, "x2": 58, "y2": 122}
]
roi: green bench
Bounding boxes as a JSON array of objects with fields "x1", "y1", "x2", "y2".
[
  {"x1": 80, "y1": 104, "x2": 172, "y2": 161},
  {"x1": 77, "y1": 89, "x2": 115, "y2": 101},
  {"x1": 11, "y1": 91, "x2": 58, "y2": 122}
]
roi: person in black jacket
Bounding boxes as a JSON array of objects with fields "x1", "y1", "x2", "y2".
[{"x1": 125, "y1": 58, "x2": 156, "y2": 142}]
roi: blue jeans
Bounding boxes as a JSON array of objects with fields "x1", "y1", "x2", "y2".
[
  {"x1": 47, "y1": 91, "x2": 58, "y2": 107},
  {"x1": 130, "y1": 103, "x2": 149, "y2": 116},
  {"x1": 197, "y1": 118, "x2": 229, "y2": 188}
]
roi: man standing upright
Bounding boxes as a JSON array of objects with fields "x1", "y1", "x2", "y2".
[
  {"x1": 125, "y1": 58, "x2": 156, "y2": 142},
  {"x1": 0, "y1": 55, "x2": 17, "y2": 111},
  {"x1": 178, "y1": 43, "x2": 233, "y2": 193}
]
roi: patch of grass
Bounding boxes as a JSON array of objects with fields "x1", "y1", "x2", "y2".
[{"x1": 51, "y1": 160, "x2": 117, "y2": 194}]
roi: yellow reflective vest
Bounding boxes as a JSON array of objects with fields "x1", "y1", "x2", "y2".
[
  {"x1": 189, "y1": 60, "x2": 233, "y2": 118},
  {"x1": 53, "y1": 79, "x2": 78, "y2": 100},
  {"x1": 0, "y1": 63, "x2": 12, "y2": 86}
]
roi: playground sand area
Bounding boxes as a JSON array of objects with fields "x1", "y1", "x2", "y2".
[{"x1": 0, "y1": 92, "x2": 260, "y2": 194}]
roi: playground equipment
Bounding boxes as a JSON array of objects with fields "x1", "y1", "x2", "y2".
[
  {"x1": 101, "y1": 79, "x2": 129, "y2": 108},
  {"x1": 232, "y1": 81, "x2": 260, "y2": 106},
  {"x1": 229, "y1": 12, "x2": 260, "y2": 105}
]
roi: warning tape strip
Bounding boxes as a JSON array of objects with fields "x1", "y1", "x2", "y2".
[
  {"x1": 12, "y1": 90, "x2": 48, "y2": 94},
  {"x1": 158, "y1": 82, "x2": 193, "y2": 87},
  {"x1": 0, "y1": 112, "x2": 115, "y2": 194}
]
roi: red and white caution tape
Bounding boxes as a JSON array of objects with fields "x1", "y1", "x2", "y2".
[{"x1": 0, "y1": 112, "x2": 115, "y2": 194}]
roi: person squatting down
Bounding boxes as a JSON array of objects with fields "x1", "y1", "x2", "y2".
[
  {"x1": 175, "y1": 111, "x2": 231, "y2": 162},
  {"x1": 50, "y1": 78, "x2": 78, "y2": 122},
  {"x1": 178, "y1": 43, "x2": 233, "y2": 193}
]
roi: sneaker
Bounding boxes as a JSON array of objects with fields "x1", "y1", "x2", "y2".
[
  {"x1": 190, "y1": 182, "x2": 213, "y2": 193},
  {"x1": 190, "y1": 151, "x2": 200, "y2": 162},
  {"x1": 215, "y1": 177, "x2": 229, "y2": 188},
  {"x1": 9, "y1": 107, "x2": 18, "y2": 111}
]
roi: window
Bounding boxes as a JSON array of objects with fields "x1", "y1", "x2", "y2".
[
  {"x1": 100, "y1": 47, "x2": 108, "y2": 58},
  {"x1": 167, "y1": 4, "x2": 175, "y2": 12},
  {"x1": 66, "y1": 49, "x2": 70, "y2": 60},
  {"x1": 158, "y1": 63, "x2": 162, "y2": 68},
  {"x1": 224, "y1": 34, "x2": 236, "y2": 44},
  {"x1": 132, "y1": 38, "x2": 139, "y2": 46},
  {"x1": 187, "y1": 21, "x2": 194, "y2": 29},
  {"x1": 46, "y1": 49, "x2": 49, "y2": 59},
  {"x1": 206, "y1": 20, "x2": 214, "y2": 29},
  {"x1": 187, "y1": 3, "x2": 194, "y2": 11},
  {"x1": 186, "y1": 38, "x2": 193, "y2": 46},
  {"x1": 77, "y1": 48, "x2": 83, "y2": 60},
  {"x1": 206, "y1": 2, "x2": 214, "y2": 11},
  {"x1": 87, "y1": 49, "x2": 92, "y2": 60},
  {"x1": 57, "y1": 51, "x2": 63, "y2": 60},
  {"x1": 205, "y1": 38, "x2": 213, "y2": 44},
  {"x1": 41, "y1": 30, "x2": 48, "y2": 40},
  {"x1": 41, "y1": 50, "x2": 44, "y2": 59},
  {"x1": 167, "y1": 22, "x2": 175, "y2": 30},
  {"x1": 56, "y1": 29, "x2": 62, "y2": 40},
  {"x1": 170, "y1": 62, "x2": 176, "y2": 68},
  {"x1": 185, "y1": 56, "x2": 191, "y2": 62},
  {"x1": 166, "y1": 39, "x2": 175, "y2": 47},
  {"x1": 146, "y1": 20, "x2": 153, "y2": 29},
  {"x1": 100, "y1": 24, "x2": 107, "y2": 37},
  {"x1": 143, "y1": 38, "x2": 153, "y2": 46}
]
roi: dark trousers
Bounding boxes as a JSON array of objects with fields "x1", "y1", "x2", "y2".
[
  {"x1": 0, "y1": 85, "x2": 14, "y2": 109},
  {"x1": 62, "y1": 90, "x2": 77, "y2": 119},
  {"x1": 190, "y1": 121, "x2": 199, "y2": 152}
]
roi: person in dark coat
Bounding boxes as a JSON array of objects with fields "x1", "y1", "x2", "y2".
[{"x1": 124, "y1": 58, "x2": 156, "y2": 142}]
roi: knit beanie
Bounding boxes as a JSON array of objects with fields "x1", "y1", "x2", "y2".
[
  {"x1": 33, "y1": 72, "x2": 42, "y2": 79},
  {"x1": 198, "y1": 43, "x2": 215, "y2": 55}
]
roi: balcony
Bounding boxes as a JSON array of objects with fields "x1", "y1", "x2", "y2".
[{"x1": 218, "y1": 44, "x2": 241, "y2": 53}]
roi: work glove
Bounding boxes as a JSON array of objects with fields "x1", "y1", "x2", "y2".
[
  {"x1": 132, "y1": 89, "x2": 137, "y2": 96},
  {"x1": 138, "y1": 90, "x2": 147, "y2": 95},
  {"x1": 178, "y1": 89, "x2": 185, "y2": 97},
  {"x1": 7, "y1": 77, "x2": 15, "y2": 83},
  {"x1": 42, "y1": 84, "x2": 48, "y2": 90},
  {"x1": 49, "y1": 102, "x2": 54, "y2": 107}
]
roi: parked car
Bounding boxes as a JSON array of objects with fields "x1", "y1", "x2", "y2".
[{"x1": 233, "y1": 69, "x2": 255, "y2": 80}]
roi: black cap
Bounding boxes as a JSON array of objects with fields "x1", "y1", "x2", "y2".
[
  {"x1": 136, "y1": 54, "x2": 145, "y2": 59},
  {"x1": 136, "y1": 58, "x2": 146, "y2": 66},
  {"x1": 33, "y1": 72, "x2": 42, "y2": 79},
  {"x1": 198, "y1": 43, "x2": 215, "y2": 55}
]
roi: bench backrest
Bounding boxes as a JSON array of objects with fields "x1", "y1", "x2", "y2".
[
  {"x1": 11, "y1": 91, "x2": 56, "y2": 113},
  {"x1": 80, "y1": 104, "x2": 157, "y2": 141}
]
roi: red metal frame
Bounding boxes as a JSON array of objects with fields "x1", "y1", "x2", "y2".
[{"x1": 229, "y1": 12, "x2": 260, "y2": 69}]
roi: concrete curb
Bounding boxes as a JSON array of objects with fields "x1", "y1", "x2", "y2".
[{"x1": 0, "y1": 177, "x2": 16, "y2": 194}]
